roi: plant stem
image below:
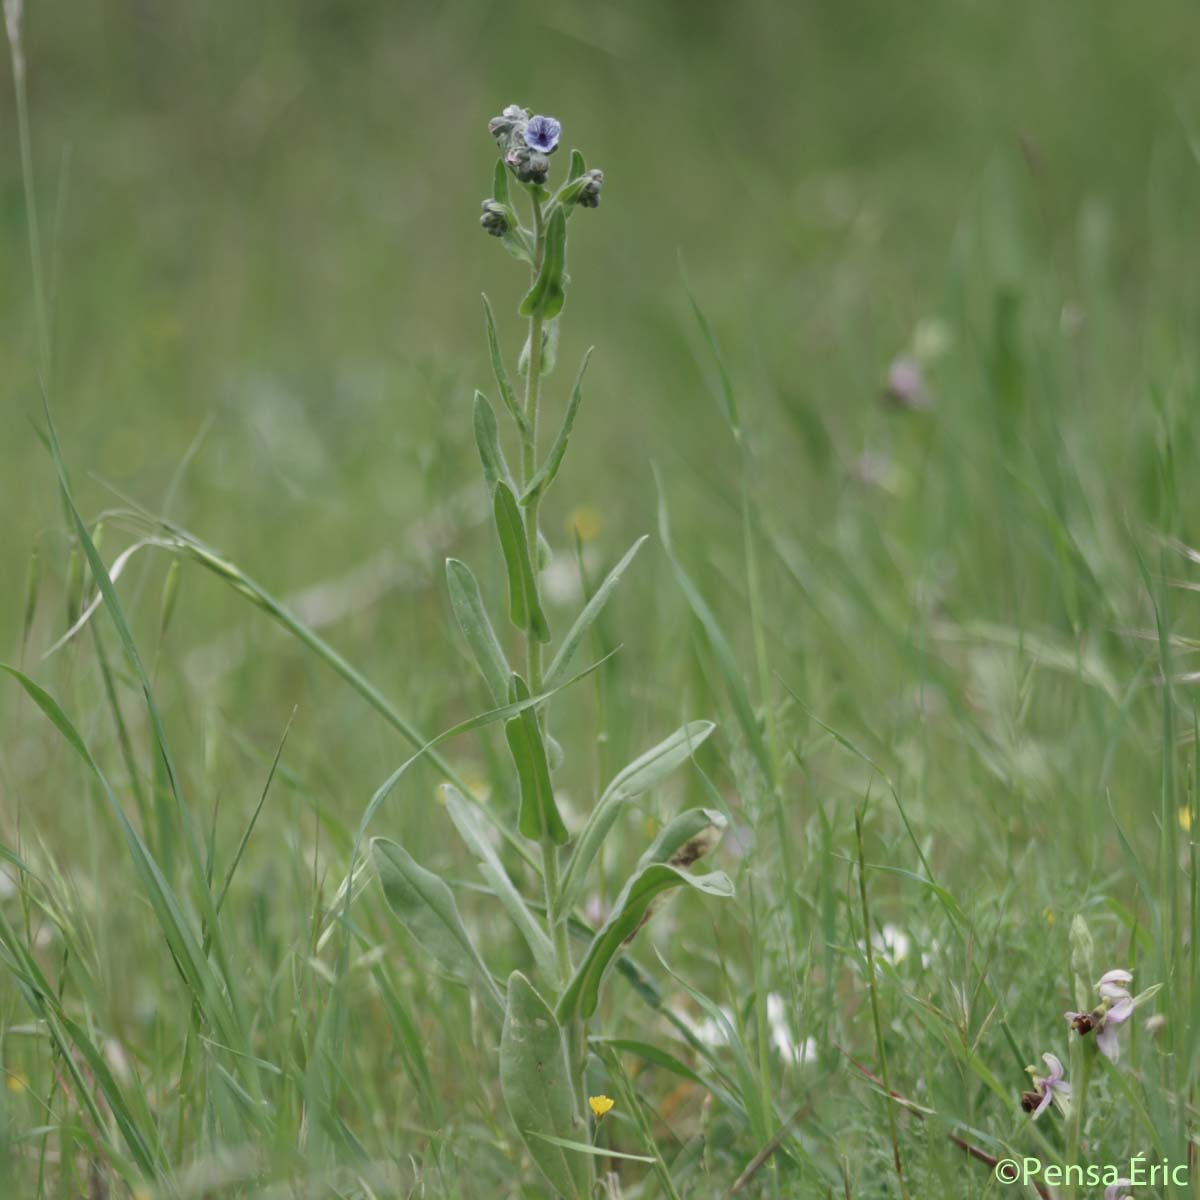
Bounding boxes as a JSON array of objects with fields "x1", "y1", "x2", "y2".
[
  {"x1": 1064, "y1": 1043, "x2": 1093, "y2": 1200},
  {"x1": 4, "y1": 7, "x2": 51, "y2": 378},
  {"x1": 520, "y1": 185, "x2": 590, "y2": 1183},
  {"x1": 855, "y1": 809, "x2": 909, "y2": 1200}
]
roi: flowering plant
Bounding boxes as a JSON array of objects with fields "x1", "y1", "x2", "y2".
[{"x1": 369, "y1": 105, "x2": 733, "y2": 1197}]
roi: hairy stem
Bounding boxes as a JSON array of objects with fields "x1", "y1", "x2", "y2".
[{"x1": 519, "y1": 189, "x2": 588, "y2": 1168}]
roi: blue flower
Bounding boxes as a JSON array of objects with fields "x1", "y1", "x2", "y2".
[{"x1": 524, "y1": 115, "x2": 561, "y2": 154}]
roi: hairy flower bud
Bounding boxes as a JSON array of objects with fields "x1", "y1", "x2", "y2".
[
  {"x1": 479, "y1": 199, "x2": 510, "y2": 237},
  {"x1": 577, "y1": 167, "x2": 604, "y2": 208},
  {"x1": 505, "y1": 143, "x2": 550, "y2": 185},
  {"x1": 487, "y1": 103, "x2": 527, "y2": 147}
]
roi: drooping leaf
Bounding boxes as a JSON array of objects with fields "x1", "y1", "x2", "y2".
[
  {"x1": 520, "y1": 205, "x2": 568, "y2": 320},
  {"x1": 520, "y1": 348, "x2": 593, "y2": 505},
  {"x1": 544, "y1": 536, "x2": 648, "y2": 688},
  {"x1": 445, "y1": 557, "x2": 511, "y2": 704},
  {"x1": 493, "y1": 481, "x2": 550, "y2": 642},
  {"x1": 558, "y1": 721, "x2": 715, "y2": 918},
  {"x1": 636, "y1": 807, "x2": 727, "y2": 872},
  {"x1": 372, "y1": 837, "x2": 503, "y2": 1015},
  {"x1": 441, "y1": 784, "x2": 556, "y2": 978},
  {"x1": 499, "y1": 971, "x2": 590, "y2": 1199},
  {"x1": 558, "y1": 863, "x2": 734, "y2": 1022},
  {"x1": 505, "y1": 674, "x2": 568, "y2": 845}
]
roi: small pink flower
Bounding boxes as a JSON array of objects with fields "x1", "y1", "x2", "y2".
[
  {"x1": 1020, "y1": 1052, "x2": 1070, "y2": 1119},
  {"x1": 1065, "y1": 968, "x2": 1140, "y2": 1063},
  {"x1": 882, "y1": 356, "x2": 931, "y2": 411}
]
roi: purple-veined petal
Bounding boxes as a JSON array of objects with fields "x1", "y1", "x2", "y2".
[{"x1": 524, "y1": 115, "x2": 561, "y2": 154}]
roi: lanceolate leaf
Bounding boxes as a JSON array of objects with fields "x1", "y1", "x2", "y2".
[
  {"x1": 499, "y1": 972, "x2": 590, "y2": 1199},
  {"x1": 372, "y1": 837, "x2": 503, "y2": 1016},
  {"x1": 482, "y1": 293, "x2": 527, "y2": 433},
  {"x1": 474, "y1": 391, "x2": 519, "y2": 496},
  {"x1": 558, "y1": 720, "x2": 715, "y2": 918},
  {"x1": 505, "y1": 674, "x2": 568, "y2": 845},
  {"x1": 445, "y1": 557, "x2": 511, "y2": 704},
  {"x1": 493, "y1": 481, "x2": 550, "y2": 642},
  {"x1": 544, "y1": 536, "x2": 648, "y2": 689},
  {"x1": 520, "y1": 347, "x2": 593, "y2": 505},
  {"x1": 520, "y1": 205, "x2": 568, "y2": 320},
  {"x1": 441, "y1": 784, "x2": 557, "y2": 979},
  {"x1": 558, "y1": 863, "x2": 734, "y2": 1023}
]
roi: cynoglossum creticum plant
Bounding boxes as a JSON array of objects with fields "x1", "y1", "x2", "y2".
[{"x1": 369, "y1": 105, "x2": 734, "y2": 1197}]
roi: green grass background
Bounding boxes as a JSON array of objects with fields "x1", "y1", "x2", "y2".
[{"x1": 3, "y1": 1, "x2": 1200, "y2": 1195}]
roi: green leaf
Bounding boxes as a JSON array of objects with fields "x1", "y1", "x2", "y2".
[
  {"x1": 0, "y1": 666, "x2": 243, "y2": 1056},
  {"x1": 441, "y1": 783, "x2": 557, "y2": 979},
  {"x1": 371, "y1": 837, "x2": 504, "y2": 1016},
  {"x1": 556, "y1": 150, "x2": 593, "y2": 216},
  {"x1": 679, "y1": 255, "x2": 740, "y2": 438},
  {"x1": 544, "y1": 536, "x2": 647, "y2": 689},
  {"x1": 445, "y1": 557, "x2": 511, "y2": 704},
  {"x1": 482, "y1": 294, "x2": 527, "y2": 434},
  {"x1": 636, "y1": 807, "x2": 727, "y2": 872},
  {"x1": 474, "y1": 391, "x2": 519, "y2": 496},
  {"x1": 493, "y1": 158, "x2": 510, "y2": 207},
  {"x1": 558, "y1": 863, "x2": 734, "y2": 1022},
  {"x1": 526, "y1": 1131, "x2": 655, "y2": 1164},
  {"x1": 520, "y1": 205, "x2": 568, "y2": 320},
  {"x1": 493, "y1": 481, "x2": 550, "y2": 642},
  {"x1": 656, "y1": 479, "x2": 772, "y2": 778},
  {"x1": 500, "y1": 971, "x2": 590, "y2": 1199},
  {"x1": 520, "y1": 348, "x2": 593, "y2": 505},
  {"x1": 558, "y1": 721, "x2": 715, "y2": 918},
  {"x1": 505, "y1": 674, "x2": 568, "y2": 845},
  {"x1": 596, "y1": 1038, "x2": 748, "y2": 1124}
]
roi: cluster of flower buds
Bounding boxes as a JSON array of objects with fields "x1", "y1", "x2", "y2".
[
  {"x1": 576, "y1": 168, "x2": 604, "y2": 209},
  {"x1": 488, "y1": 104, "x2": 560, "y2": 185},
  {"x1": 479, "y1": 199, "x2": 510, "y2": 238}
]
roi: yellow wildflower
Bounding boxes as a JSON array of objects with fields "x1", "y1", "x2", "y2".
[
  {"x1": 6, "y1": 1072, "x2": 28, "y2": 1093},
  {"x1": 566, "y1": 507, "x2": 603, "y2": 542},
  {"x1": 588, "y1": 1094, "x2": 614, "y2": 1119},
  {"x1": 1180, "y1": 806, "x2": 1192, "y2": 833}
]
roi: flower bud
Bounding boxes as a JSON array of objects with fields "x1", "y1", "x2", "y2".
[
  {"x1": 487, "y1": 103, "x2": 527, "y2": 146},
  {"x1": 577, "y1": 167, "x2": 603, "y2": 208},
  {"x1": 479, "y1": 199, "x2": 510, "y2": 237},
  {"x1": 505, "y1": 143, "x2": 549, "y2": 185}
]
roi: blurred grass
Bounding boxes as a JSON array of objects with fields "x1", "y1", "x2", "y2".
[{"x1": 4, "y1": 1, "x2": 1200, "y2": 1196}]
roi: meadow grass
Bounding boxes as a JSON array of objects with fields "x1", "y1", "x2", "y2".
[{"x1": 3, "y1": 2, "x2": 1200, "y2": 1197}]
